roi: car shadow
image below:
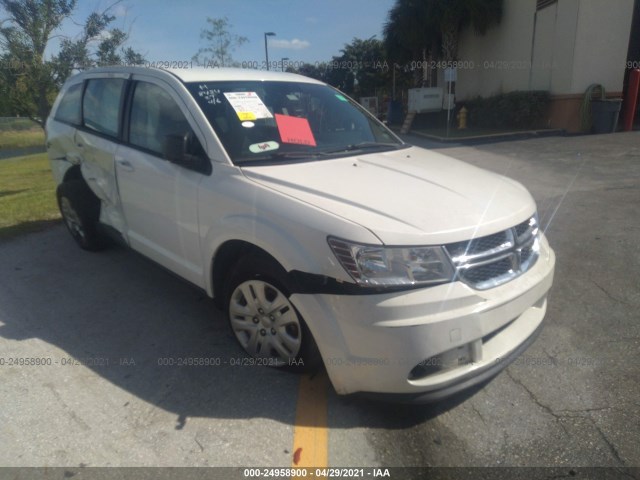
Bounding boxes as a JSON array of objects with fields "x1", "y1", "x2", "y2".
[{"x1": 0, "y1": 226, "x2": 480, "y2": 429}]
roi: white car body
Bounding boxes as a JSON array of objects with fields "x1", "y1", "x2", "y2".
[{"x1": 46, "y1": 67, "x2": 555, "y2": 402}]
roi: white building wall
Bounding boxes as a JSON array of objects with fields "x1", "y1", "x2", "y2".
[
  {"x1": 570, "y1": 0, "x2": 635, "y2": 93},
  {"x1": 456, "y1": 0, "x2": 634, "y2": 99},
  {"x1": 456, "y1": 0, "x2": 536, "y2": 100},
  {"x1": 548, "y1": 0, "x2": 580, "y2": 93},
  {"x1": 529, "y1": 1, "x2": 558, "y2": 91},
  {"x1": 529, "y1": 0, "x2": 581, "y2": 92}
]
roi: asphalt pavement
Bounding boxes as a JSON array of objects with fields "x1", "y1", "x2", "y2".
[
  {"x1": 0, "y1": 146, "x2": 46, "y2": 160},
  {"x1": 0, "y1": 132, "x2": 638, "y2": 475}
]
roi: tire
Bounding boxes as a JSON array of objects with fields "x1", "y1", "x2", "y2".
[
  {"x1": 56, "y1": 180, "x2": 107, "y2": 251},
  {"x1": 226, "y1": 254, "x2": 322, "y2": 373}
]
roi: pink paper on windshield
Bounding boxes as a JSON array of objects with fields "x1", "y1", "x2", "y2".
[{"x1": 275, "y1": 114, "x2": 316, "y2": 146}]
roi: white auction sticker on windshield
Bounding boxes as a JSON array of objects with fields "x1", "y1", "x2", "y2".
[{"x1": 223, "y1": 92, "x2": 273, "y2": 121}]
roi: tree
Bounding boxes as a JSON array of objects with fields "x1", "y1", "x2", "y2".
[
  {"x1": 193, "y1": 16, "x2": 247, "y2": 67},
  {"x1": 384, "y1": 0, "x2": 440, "y2": 66},
  {"x1": 439, "y1": 0, "x2": 503, "y2": 62},
  {"x1": 0, "y1": 0, "x2": 144, "y2": 125},
  {"x1": 1, "y1": 0, "x2": 76, "y2": 123},
  {"x1": 384, "y1": 0, "x2": 441, "y2": 86},
  {"x1": 325, "y1": 36, "x2": 389, "y2": 98},
  {"x1": 287, "y1": 62, "x2": 328, "y2": 83},
  {"x1": 383, "y1": 0, "x2": 503, "y2": 85},
  {"x1": 54, "y1": 10, "x2": 145, "y2": 80}
]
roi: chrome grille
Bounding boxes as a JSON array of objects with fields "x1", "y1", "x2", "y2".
[
  {"x1": 460, "y1": 257, "x2": 513, "y2": 285},
  {"x1": 446, "y1": 231, "x2": 511, "y2": 259},
  {"x1": 520, "y1": 245, "x2": 534, "y2": 264},
  {"x1": 515, "y1": 219, "x2": 532, "y2": 238},
  {"x1": 445, "y1": 216, "x2": 540, "y2": 290}
]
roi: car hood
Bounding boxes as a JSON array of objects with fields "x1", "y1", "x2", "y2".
[{"x1": 240, "y1": 146, "x2": 536, "y2": 245}]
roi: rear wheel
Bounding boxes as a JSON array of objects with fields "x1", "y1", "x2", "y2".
[
  {"x1": 56, "y1": 180, "x2": 107, "y2": 251},
  {"x1": 226, "y1": 255, "x2": 322, "y2": 372}
]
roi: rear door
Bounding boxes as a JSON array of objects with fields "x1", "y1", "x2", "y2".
[
  {"x1": 115, "y1": 76, "x2": 209, "y2": 286},
  {"x1": 75, "y1": 74, "x2": 129, "y2": 233},
  {"x1": 47, "y1": 81, "x2": 84, "y2": 184}
]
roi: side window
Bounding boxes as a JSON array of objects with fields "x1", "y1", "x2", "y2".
[
  {"x1": 129, "y1": 81, "x2": 203, "y2": 159},
  {"x1": 55, "y1": 83, "x2": 83, "y2": 125},
  {"x1": 83, "y1": 78, "x2": 125, "y2": 137}
]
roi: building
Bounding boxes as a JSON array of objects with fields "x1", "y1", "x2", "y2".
[{"x1": 455, "y1": 0, "x2": 639, "y2": 132}]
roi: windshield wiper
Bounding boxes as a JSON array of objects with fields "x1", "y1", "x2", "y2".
[
  {"x1": 321, "y1": 142, "x2": 403, "y2": 155},
  {"x1": 235, "y1": 143, "x2": 405, "y2": 165},
  {"x1": 235, "y1": 151, "x2": 319, "y2": 166}
]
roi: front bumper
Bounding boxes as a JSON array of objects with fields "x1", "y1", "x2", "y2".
[{"x1": 290, "y1": 237, "x2": 555, "y2": 399}]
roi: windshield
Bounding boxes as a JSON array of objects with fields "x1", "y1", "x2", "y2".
[{"x1": 186, "y1": 80, "x2": 406, "y2": 164}]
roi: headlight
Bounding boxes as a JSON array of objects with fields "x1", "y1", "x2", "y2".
[{"x1": 328, "y1": 237, "x2": 455, "y2": 287}]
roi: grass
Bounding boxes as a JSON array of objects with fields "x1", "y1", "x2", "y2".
[
  {"x1": 0, "y1": 118, "x2": 45, "y2": 150},
  {"x1": 0, "y1": 153, "x2": 61, "y2": 240},
  {"x1": 0, "y1": 128, "x2": 45, "y2": 150},
  {"x1": 0, "y1": 118, "x2": 39, "y2": 131}
]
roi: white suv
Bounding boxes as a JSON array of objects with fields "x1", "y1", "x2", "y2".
[{"x1": 46, "y1": 67, "x2": 555, "y2": 402}]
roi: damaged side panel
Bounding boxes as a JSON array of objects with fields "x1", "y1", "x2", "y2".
[
  {"x1": 48, "y1": 122, "x2": 81, "y2": 185},
  {"x1": 75, "y1": 130, "x2": 128, "y2": 237}
]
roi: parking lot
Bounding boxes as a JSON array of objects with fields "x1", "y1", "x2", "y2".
[{"x1": 0, "y1": 132, "x2": 638, "y2": 474}]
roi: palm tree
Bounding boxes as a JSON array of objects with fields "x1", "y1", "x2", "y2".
[
  {"x1": 384, "y1": 0, "x2": 442, "y2": 86},
  {"x1": 439, "y1": 0, "x2": 503, "y2": 62},
  {"x1": 384, "y1": 0, "x2": 503, "y2": 67},
  {"x1": 384, "y1": 0, "x2": 441, "y2": 64}
]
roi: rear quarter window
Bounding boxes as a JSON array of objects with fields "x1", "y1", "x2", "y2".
[
  {"x1": 83, "y1": 78, "x2": 126, "y2": 137},
  {"x1": 54, "y1": 83, "x2": 83, "y2": 125}
]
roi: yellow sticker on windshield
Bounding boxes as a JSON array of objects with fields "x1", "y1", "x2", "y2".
[
  {"x1": 237, "y1": 112, "x2": 257, "y2": 121},
  {"x1": 224, "y1": 92, "x2": 272, "y2": 122}
]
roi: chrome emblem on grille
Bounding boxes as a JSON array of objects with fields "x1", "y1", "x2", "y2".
[{"x1": 445, "y1": 216, "x2": 540, "y2": 290}]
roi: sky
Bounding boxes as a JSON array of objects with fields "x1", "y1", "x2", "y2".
[{"x1": 45, "y1": 0, "x2": 397, "y2": 66}]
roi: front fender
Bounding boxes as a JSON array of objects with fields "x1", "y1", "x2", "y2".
[
  {"x1": 202, "y1": 212, "x2": 347, "y2": 297},
  {"x1": 198, "y1": 164, "x2": 381, "y2": 296}
]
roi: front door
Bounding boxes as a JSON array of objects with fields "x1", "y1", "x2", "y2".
[{"x1": 116, "y1": 78, "x2": 209, "y2": 286}]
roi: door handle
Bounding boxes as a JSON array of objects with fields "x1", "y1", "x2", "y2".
[{"x1": 117, "y1": 159, "x2": 135, "y2": 172}]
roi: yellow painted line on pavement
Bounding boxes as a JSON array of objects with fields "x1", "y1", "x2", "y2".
[{"x1": 291, "y1": 371, "x2": 329, "y2": 471}]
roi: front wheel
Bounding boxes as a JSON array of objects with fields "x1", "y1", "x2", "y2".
[{"x1": 226, "y1": 255, "x2": 322, "y2": 373}]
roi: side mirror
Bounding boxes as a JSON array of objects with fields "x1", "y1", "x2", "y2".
[
  {"x1": 163, "y1": 132, "x2": 191, "y2": 163},
  {"x1": 163, "y1": 132, "x2": 211, "y2": 174}
]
